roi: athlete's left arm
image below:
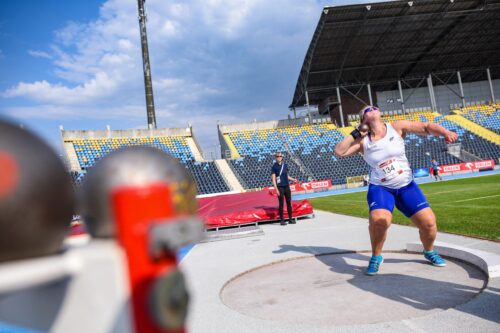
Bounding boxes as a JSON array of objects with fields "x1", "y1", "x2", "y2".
[{"x1": 392, "y1": 120, "x2": 458, "y2": 144}]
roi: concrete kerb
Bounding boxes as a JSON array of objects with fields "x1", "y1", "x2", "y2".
[{"x1": 407, "y1": 241, "x2": 500, "y2": 278}]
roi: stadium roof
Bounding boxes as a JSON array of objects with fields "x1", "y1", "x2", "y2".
[{"x1": 290, "y1": 0, "x2": 500, "y2": 108}]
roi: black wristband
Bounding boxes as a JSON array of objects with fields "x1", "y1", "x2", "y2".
[{"x1": 350, "y1": 128, "x2": 361, "y2": 139}]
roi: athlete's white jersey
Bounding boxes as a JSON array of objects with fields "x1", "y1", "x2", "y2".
[{"x1": 362, "y1": 123, "x2": 413, "y2": 189}]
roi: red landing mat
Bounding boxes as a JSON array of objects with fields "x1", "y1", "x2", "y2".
[{"x1": 197, "y1": 190, "x2": 313, "y2": 228}]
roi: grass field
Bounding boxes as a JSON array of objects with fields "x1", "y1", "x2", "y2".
[{"x1": 310, "y1": 174, "x2": 500, "y2": 241}]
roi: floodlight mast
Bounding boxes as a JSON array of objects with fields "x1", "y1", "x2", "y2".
[{"x1": 137, "y1": 0, "x2": 156, "y2": 129}]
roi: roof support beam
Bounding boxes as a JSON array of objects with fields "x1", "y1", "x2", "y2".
[
  {"x1": 401, "y1": 77, "x2": 427, "y2": 107},
  {"x1": 306, "y1": 65, "x2": 499, "y2": 92},
  {"x1": 336, "y1": 87, "x2": 345, "y2": 127},
  {"x1": 367, "y1": 83, "x2": 373, "y2": 106},
  {"x1": 398, "y1": 80, "x2": 406, "y2": 114},
  {"x1": 309, "y1": 47, "x2": 500, "y2": 77},
  {"x1": 310, "y1": 59, "x2": 435, "y2": 75},
  {"x1": 487, "y1": 68, "x2": 496, "y2": 103},
  {"x1": 340, "y1": 85, "x2": 368, "y2": 105},
  {"x1": 432, "y1": 73, "x2": 463, "y2": 100},
  {"x1": 457, "y1": 71, "x2": 466, "y2": 108},
  {"x1": 427, "y1": 74, "x2": 437, "y2": 112}
]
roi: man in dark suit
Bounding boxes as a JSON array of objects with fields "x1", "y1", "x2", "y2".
[{"x1": 271, "y1": 152, "x2": 298, "y2": 225}]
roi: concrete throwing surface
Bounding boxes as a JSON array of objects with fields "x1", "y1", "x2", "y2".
[{"x1": 221, "y1": 252, "x2": 486, "y2": 325}]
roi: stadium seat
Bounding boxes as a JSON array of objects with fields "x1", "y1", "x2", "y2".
[
  {"x1": 66, "y1": 135, "x2": 229, "y2": 195},
  {"x1": 456, "y1": 103, "x2": 500, "y2": 135},
  {"x1": 224, "y1": 112, "x2": 500, "y2": 190}
]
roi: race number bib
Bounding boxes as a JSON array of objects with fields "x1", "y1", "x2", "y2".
[{"x1": 377, "y1": 158, "x2": 403, "y2": 182}]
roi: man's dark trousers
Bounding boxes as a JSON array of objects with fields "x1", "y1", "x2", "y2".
[{"x1": 278, "y1": 185, "x2": 292, "y2": 222}]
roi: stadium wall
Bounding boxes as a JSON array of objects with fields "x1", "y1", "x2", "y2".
[
  {"x1": 61, "y1": 127, "x2": 192, "y2": 140},
  {"x1": 377, "y1": 79, "x2": 500, "y2": 114},
  {"x1": 218, "y1": 117, "x2": 317, "y2": 135}
]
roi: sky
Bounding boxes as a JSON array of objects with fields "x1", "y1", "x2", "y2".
[{"x1": 0, "y1": 0, "x2": 381, "y2": 158}]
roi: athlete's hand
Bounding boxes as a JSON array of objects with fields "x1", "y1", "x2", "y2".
[{"x1": 444, "y1": 130, "x2": 458, "y2": 144}]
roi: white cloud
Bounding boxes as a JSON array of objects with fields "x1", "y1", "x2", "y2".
[
  {"x1": 117, "y1": 38, "x2": 134, "y2": 51},
  {"x1": 3, "y1": 104, "x2": 147, "y2": 120},
  {"x1": 2, "y1": 0, "x2": 369, "y2": 151},
  {"x1": 2, "y1": 0, "x2": 323, "y2": 105},
  {"x1": 159, "y1": 20, "x2": 179, "y2": 38},
  {"x1": 2, "y1": 71, "x2": 119, "y2": 104},
  {"x1": 28, "y1": 50, "x2": 52, "y2": 59},
  {"x1": 195, "y1": 0, "x2": 257, "y2": 39}
]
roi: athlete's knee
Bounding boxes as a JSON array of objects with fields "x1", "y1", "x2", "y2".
[
  {"x1": 414, "y1": 210, "x2": 437, "y2": 232},
  {"x1": 370, "y1": 214, "x2": 391, "y2": 230},
  {"x1": 420, "y1": 219, "x2": 437, "y2": 232}
]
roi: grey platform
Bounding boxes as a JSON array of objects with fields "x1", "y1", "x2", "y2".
[{"x1": 180, "y1": 210, "x2": 500, "y2": 333}]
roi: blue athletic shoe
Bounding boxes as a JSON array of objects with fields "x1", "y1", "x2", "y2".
[
  {"x1": 424, "y1": 250, "x2": 446, "y2": 267},
  {"x1": 366, "y1": 255, "x2": 383, "y2": 275}
]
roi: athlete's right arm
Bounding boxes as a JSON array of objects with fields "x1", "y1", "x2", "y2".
[{"x1": 334, "y1": 136, "x2": 363, "y2": 157}]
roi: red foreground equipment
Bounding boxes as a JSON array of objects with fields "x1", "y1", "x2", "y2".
[
  {"x1": 0, "y1": 140, "x2": 203, "y2": 333},
  {"x1": 113, "y1": 183, "x2": 185, "y2": 333},
  {"x1": 84, "y1": 147, "x2": 204, "y2": 333}
]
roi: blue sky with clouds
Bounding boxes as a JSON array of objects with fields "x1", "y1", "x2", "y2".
[{"x1": 0, "y1": 0, "x2": 380, "y2": 157}]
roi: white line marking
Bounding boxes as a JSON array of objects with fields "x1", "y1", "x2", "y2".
[
  {"x1": 431, "y1": 203, "x2": 500, "y2": 210},
  {"x1": 425, "y1": 188, "x2": 468, "y2": 196},
  {"x1": 454, "y1": 194, "x2": 500, "y2": 203}
]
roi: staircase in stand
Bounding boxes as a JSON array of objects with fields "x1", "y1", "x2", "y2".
[
  {"x1": 64, "y1": 142, "x2": 81, "y2": 171},
  {"x1": 215, "y1": 159, "x2": 244, "y2": 192}
]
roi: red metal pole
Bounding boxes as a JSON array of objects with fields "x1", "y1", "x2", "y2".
[{"x1": 112, "y1": 182, "x2": 185, "y2": 333}]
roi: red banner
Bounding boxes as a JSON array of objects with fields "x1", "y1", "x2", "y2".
[
  {"x1": 438, "y1": 159, "x2": 495, "y2": 173},
  {"x1": 268, "y1": 179, "x2": 332, "y2": 193}
]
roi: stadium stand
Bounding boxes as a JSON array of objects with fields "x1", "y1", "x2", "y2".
[
  {"x1": 185, "y1": 160, "x2": 231, "y2": 195},
  {"x1": 436, "y1": 116, "x2": 500, "y2": 164},
  {"x1": 63, "y1": 114, "x2": 499, "y2": 194},
  {"x1": 71, "y1": 136, "x2": 193, "y2": 169},
  {"x1": 360, "y1": 110, "x2": 500, "y2": 168},
  {"x1": 226, "y1": 126, "x2": 310, "y2": 189},
  {"x1": 277, "y1": 124, "x2": 369, "y2": 185},
  {"x1": 453, "y1": 103, "x2": 500, "y2": 135},
  {"x1": 350, "y1": 110, "x2": 462, "y2": 169},
  {"x1": 359, "y1": 111, "x2": 500, "y2": 167},
  {"x1": 222, "y1": 110, "x2": 500, "y2": 190},
  {"x1": 61, "y1": 128, "x2": 230, "y2": 195},
  {"x1": 446, "y1": 114, "x2": 500, "y2": 145},
  {"x1": 286, "y1": 0, "x2": 500, "y2": 179},
  {"x1": 59, "y1": 1, "x2": 500, "y2": 195},
  {"x1": 223, "y1": 122, "x2": 369, "y2": 188}
]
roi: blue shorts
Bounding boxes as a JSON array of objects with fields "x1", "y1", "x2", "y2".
[{"x1": 367, "y1": 181, "x2": 430, "y2": 218}]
